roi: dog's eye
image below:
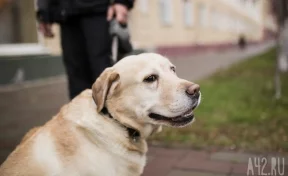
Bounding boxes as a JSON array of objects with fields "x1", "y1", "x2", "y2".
[
  {"x1": 171, "y1": 67, "x2": 176, "y2": 72},
  {"x1": 144, "y1": 75, "x2": 158, "y2": 83}
]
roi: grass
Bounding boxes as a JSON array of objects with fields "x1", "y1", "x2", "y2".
[{"x1": 150, "y1": 48, "x2": 288, "y2": 153}]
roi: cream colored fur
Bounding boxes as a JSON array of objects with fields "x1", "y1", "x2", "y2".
[{"x1": 0, "y1": 53, "x2": 200, "y2": 176}]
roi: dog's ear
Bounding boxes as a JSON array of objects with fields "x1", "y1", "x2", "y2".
[{"x1": 92, "y1": 67, "x2": 119, "y2": 112}]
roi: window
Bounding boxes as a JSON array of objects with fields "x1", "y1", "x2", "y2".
[
  {"x1": 0, "y1": 0, "x2": 48, "y2": 56},
  {"x1": 240, "y1": 0, "x2": 247, "y2": 4},
  {"x1": 139, "y1": 0, "x2": 148, "y2": 14},
  {"x1": 214, "y1": 10, "x2": 222, "y2": 30},
  {"x1": 227, "y1": 17, "x2": 234, "y2": 32},
  {"x1": 225, "y1": 15, "x2": 232, "y2": 32},
  {"x1": 218, "y1": 13, "x2": 226, "y2": 31},
  {"x1": 198, "y1": 3, "x2": 208, "y2": 27},
  {"x1": 210, "y1": 9, "x2": 217, "y2": 29},
  {"x1": 183, "y1": 0, "x2": 193, "y2": 27},
  {"x1": 159, "y1": 0, "x2": 173, "y2": 25}
]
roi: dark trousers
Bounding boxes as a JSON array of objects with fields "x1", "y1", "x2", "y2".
[{"x1": 60, "y1": 14, "x2": 112, "y2": 100}]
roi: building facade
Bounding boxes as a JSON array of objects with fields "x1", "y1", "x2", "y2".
[
  {"x1": 0, "y1": 0, "x2": 277, "y2": 56},
  {"x1": 129, "y1": 0, "x2": 276, "y2": 50}
]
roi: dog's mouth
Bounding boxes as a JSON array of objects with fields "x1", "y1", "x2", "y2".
[{"x1": 149, "y1": 108, "x2": 195, "y2": 127}]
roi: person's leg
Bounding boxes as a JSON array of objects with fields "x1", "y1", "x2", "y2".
[
  {"x1": 81, "y1": 14, "x2": 112, "y2": 82},
  {"x1": 60, "y1": 19, "x2": 93, "y2": 100}
]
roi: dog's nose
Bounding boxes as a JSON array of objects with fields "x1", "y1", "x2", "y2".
[{"x1": 186, "y1": 84, "x2": 200, "y2": 97}]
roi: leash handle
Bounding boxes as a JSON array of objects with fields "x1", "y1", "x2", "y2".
[
  {"x1": 109, "y1": 18, "x2": 132, "y2": 64},
  {"x1": 111, "y1": 35, "x2": 118, "y2": 64}
]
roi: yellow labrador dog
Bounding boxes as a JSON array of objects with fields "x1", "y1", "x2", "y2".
[{"x1": 0, "y1": 53, "x2": 201, "y2": 176}]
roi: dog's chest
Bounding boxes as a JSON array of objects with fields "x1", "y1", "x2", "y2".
[{"x1": 73, "y1": 141, "x2": 147, "y2": 176}]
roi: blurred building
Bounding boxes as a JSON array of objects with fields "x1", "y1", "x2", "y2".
[
  {"x1": 0, "y1": 0, "x2": 277, "y2": 56},
  {"x1": 0, "y1": 0, "x2": 278, "y2": 85},
  {"x1": 130, "y1": 0, "x2": 277, "y2": 54},
  {"x1": 0, "y1": 0, "x2": 43, "y2": 55}
]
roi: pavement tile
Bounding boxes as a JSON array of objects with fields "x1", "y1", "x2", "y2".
[
  {"x1": 149, "y1": 148, "x2": 209, "y2": 159},
  {"x1": 210, "y1": 151, "x2": 260, "y2": 163},
  {"x1": 230, "y1": 161, "x2": 288, "y2": 176},
  {"x1": 0, "y1": 148, "x2": 11, "y2": 163},
  {"x1": 147, "y1": 155, "x2": 155, "y2": 163},
  {"x1": 166, "y1": 170, "x2": 227, "y2": 176},
  {"x1": 231, "y1": 163, "x2": 249, "y2": 174},
  {"x1": 148, "y1": 147, "x2": 189, "y2": 158},
  {"x1": 176, "y1": 155, "x2": 231, "y2": 174},
  {"x1": 0, "y1": 140, "x2": 18, "y2": 149},
  {"x1": 185, "y1": 150, "x2": 210, "y2": 160},
  {"x1": 142, "y1": 157, "x2": 180, "y2": 176}
]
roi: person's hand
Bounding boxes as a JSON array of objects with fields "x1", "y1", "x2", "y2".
[
  {"x1": 107, "y1": 4, "x2": 128, "y2": 24},
  {"x1": 38, "y1": 23, "x2": 54, "y2": 38}
]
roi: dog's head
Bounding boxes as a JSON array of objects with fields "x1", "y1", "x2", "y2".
[{"x1": 92, "y1": 53, "x2": 201, "y2": 136}]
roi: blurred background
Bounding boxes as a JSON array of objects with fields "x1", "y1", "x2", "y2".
[
  {"x1": 0, "y1": 0, "x2": 287, "y2": 175},
  {"x1": 0, "y1": 0, "x2": 276, "y2": 57}
]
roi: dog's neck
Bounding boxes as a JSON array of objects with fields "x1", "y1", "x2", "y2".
[
  {"x1": 101, "y1": 106, "x2": 141, "y2": 143},
  {"x1": 92, "y1": 95, "x2": 161, "y2": 142}
]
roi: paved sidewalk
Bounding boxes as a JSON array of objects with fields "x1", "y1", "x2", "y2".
[
  {"x1": 171, "y1": 41, "x2": 275, "y2": 81},
  {"x1": 143, "y1": 147, "x2": 288, "y2": 176},
  {"x1": 0, "y1": 42, "x2": 280, "y2": 175}
]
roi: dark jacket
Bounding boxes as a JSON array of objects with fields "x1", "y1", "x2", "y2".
[{"x1": 37, "y1": 0, "x2": 134, "y2": 23}]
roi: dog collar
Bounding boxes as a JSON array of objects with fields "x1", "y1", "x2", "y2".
[{"x1": 100, "y1": 106, "x2": 141, "y2": 143}]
